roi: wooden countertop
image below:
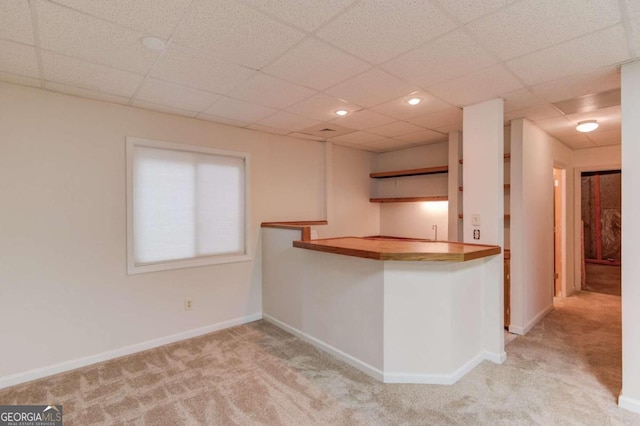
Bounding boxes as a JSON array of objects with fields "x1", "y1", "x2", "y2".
[
  {"x1": 293, "y1": 237, "x2": 501, "y2": 262},
  {"x1": 261, "y1": 221, "x2": 327, "y2": 241}
]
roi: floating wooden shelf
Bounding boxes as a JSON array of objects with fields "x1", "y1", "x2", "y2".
[
  {"x1": 458, "y1": 184, "x2": 510, "y2": 191},
  {"x1": 370, "y1": 165, "x2": 448, "y2": 179},
  {"x1": 458, "y1": 153, "x2": 511, "y2": 165},
  {"x1": 458, "y1": 213, "x2": 511, "y2": 219},
  {"x1": 370, "y1": 196, "x2": 448, "y2": 203}
]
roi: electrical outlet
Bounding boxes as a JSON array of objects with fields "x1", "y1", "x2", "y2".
[
  {"x1": 473, "y1": 229, "x2": 480, "y2": 240},
  {"x1": 184, "y1": 298, "x2": 192, "y2": 311}
]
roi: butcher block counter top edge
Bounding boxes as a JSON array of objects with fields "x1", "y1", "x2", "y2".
[{"x1": 293, "y1": 237, "x2": 501, "y2": 262}]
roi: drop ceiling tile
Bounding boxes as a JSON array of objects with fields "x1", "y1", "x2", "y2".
[
  {"x1": 502, "y1": 88, "x2": 547, "y2": 112},
  {"x1": 0, "y1": 71, "x2": 41, "y2": 88},
  {"x1": 257, "y1": 111, "x2": 321, "y2": 132},
  {"x1": 531, "y1": 67, "x2": 621, "y2": 103},
  {"x1": 316, "y1": 0, "x2": 456, "y2": 64},
  {"x1": 625, "y1": 15, "x2": 640, "y2": 58},
  {"x1": 50, "y1": 0, "x2": 192, "y2": 38},
  {"x1": 394, "y1": 129, "x2": 448, "y2": 144},
  {"x1": 382, "y1": 30, "x2": 497, "y2": 88},
  {"x1": 0, "y1": 40, "x2": 39, "y2": 78},
  {"x1": 588, "y1": 129, "x2": 621, "y2": 146},
  {"x1": 553, "y1": 89, "x2": 620, "y2": 115},
  {"x1": 533, "y1": 116, "x2": 577, "y2": 139},
  {"x1": 197, "y1": 114, "x2": 250, "y2": 128},
  {"x1": 371, "y1": 91, "x2": 452, "y2": 120},
  {"x1": 45, "y1": 81, "x2": 129, "y2": 105},
  {"x1": 407, "y1": 106, "x2": 463, "y2": 129},
  {"x1": 262, "y1": 38, "x2": 370, "y2": 91},
  {"x1": 330, "y1": 131, "x2": 383, "y2": 144},
  {"x1": 625, "y1": 0, "x2": 640, "y2": 16},
  {"x1": 558, "y1": 134, "x2": 597, "y2": 149},
  {"x1": 433, "y1": 123, "x2": 463, "y2": 134},
  {"x1": 358, "y1": 137, "x2": 415, "y2": 152},
  {"x1": 465, "y1": 0, "x2": 621, "y2": 61},
  {"x1": 369, "y1": 121, "x2": 425, "y2": 137},
  {"x1": 566, "y1": 105, "x2": 621, "y2": 132},
  {"x1": 332, "y1": 139, "x2": 358, "y2": 148},
  {"x1": 329, "y1": 109, "x2": 396, "y2": 130},
  {"x1": 246, "y1": 124, "x2": 291, "y2": 136},
  {"x1": 288, "y1": 132, "x2": 327, "y2": 142},
  {"x1": 41, "y1": 51, "x2": 143, "y2": 97},
  {"x1": 242, "y1": 0, "x2": 356, "y2": 32},
  {"x1": 286, "y1": 93, "x2": 360, "y2": 122},
  {"x1": 506, "y1": 25, "x2": 630, "y2": 86},
  {"x1": 134, "y1": 78, "x2": 219, "y2": 112},
  {"x1": 227, "y1": 72, "x2": 316, "y2": 109},
  {"x1": 173, "y1": 0, "x2": 305, "y2": 69},
  {"x1": 505, "y1": 104, "x2": 562, "y2": 122},
  {"x1": 1, "y1": 0, "x2": 34, "y2": 45},
  {"x1": 131, "y1": 100, "x2": 198, "y2": 118},
  {"x1": 150, "y1": 44, "x2": 254, "y2": 94},
  {"x1": 203, "y1": 96, "x2": 277, "y2": 123},
  {"x1": 435, "y1": 0, "x2": 516, "y2": 24},
  {"x1": 37, "y1": 1, "x2": 158, "y2": 74},
  {"x1": 428, "y1": 64, "x2": 523, "y2": 107},
  {"x1": 325, "y1": 68, "x2": 414, "y2": 107}
]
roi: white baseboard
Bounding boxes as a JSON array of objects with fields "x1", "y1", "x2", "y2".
[
  {"x1": 524, "y1": 304, "x2": 554, "y2": 334},
  {"x1": 508, "y1": 325, "x2": 524, "y2": 335},
  {"x1": 264, "y1": 314, "x2": 496, "y2": 385},
  {"x1": 0, "y1": 312, "x2": 262, "y2": 390},
  {"x1": 262, "y1": 314, "x2": 384, "y2": 382},
  {"x1": 484, "y1": 351, "x2": 507, "y2": 364},
  {"x1": 508, "y1": 304, "x2": 554, "y2": 336},
  {"x1": 384, "y1": 351, "x2": 487, "y2": 385},
  {"x1": 619, "y1": 394, "x2": 640, "y2": 414}
]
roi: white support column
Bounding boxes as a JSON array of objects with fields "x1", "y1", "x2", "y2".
[
  {"x1": 323, "y1": 141, "x2": 333, "y2": 224},
  {"x1": 462, "y1": 99, "x2": 505, "y2": 359},
  {"x1": 620, "y1": 60, "x2": 640, "y2": 414},
  {"x1": 448, "y1": 131, "x2": 462, "y2": 242}
]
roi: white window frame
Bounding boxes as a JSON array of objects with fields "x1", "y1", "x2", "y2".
[{"x1": 126, "y1": 137, "x2": 251, "y2": 274}]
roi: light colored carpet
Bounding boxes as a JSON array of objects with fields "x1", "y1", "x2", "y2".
[{"x1": 1, "y1": 291, "x2": 638, "y2": 425}]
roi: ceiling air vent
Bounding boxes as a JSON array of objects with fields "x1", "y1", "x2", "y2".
[{"x1": 297, "y1": 123, "x2": 357, "y2": 139}]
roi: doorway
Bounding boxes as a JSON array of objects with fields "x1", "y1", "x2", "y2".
[
  {"x1": 553, "y1": 167, "x2": 566, "y2": 297},
  {"x1": 580, "y1": 170, "x2": 621, "y2": 296}
]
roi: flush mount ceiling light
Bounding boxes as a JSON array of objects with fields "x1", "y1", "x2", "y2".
[
  {"x1": 141, "y1": 36, "x2": 166, "y2": 51},
  {"x1": 576, "y1": 120, "x2": 599, "y2": 133},
  {"x1": 407, "y1": 97, "x2": 422, "y2": 106},
  {"x1": 335, "y1": 109, "x2": 349, "y2": 116}
]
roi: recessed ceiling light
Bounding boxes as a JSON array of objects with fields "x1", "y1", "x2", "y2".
[
  {"x1": 407, "y1": 97, "x2": 422, "y2": 106},
  {"x1": 576, "y1": 120, "x2": 598, "y2": 133},
  {"x1": 141, "y1": 36, "x2": 166, "y2": 51},
  {"x1": 335, "y1": 109, "x2": 349, "y2": 116}
]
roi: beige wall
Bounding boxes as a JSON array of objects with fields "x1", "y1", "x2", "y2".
[
  {"x1": 322, "y1": 144, "x2": 380, "y2": 238},
  {"x1": 0, "y1": 82, "x2": 378, "y2": 385},
  {"x1": 375, "y1": 143, "x2": 449, "y2": 240},
  {"x1": 509, "y1": 119, "x2": 574, "y2": 335}
]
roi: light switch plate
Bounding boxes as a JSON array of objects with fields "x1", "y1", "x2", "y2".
[{"x1": 471, "y1": 214, "x2": 481, "y2": 227}]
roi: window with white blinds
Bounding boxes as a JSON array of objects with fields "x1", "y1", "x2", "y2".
[{"x1": 126, "y1": 137, "x2": 249, "y2": 274}]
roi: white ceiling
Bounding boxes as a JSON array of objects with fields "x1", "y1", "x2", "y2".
[{"x1": 1, "y1": 0, "x2": 638, "y2": 152}]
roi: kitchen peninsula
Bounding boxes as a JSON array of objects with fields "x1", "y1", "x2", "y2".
[{"x1": 261, "y1": 223, "x2": 505, "y2": 385}]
